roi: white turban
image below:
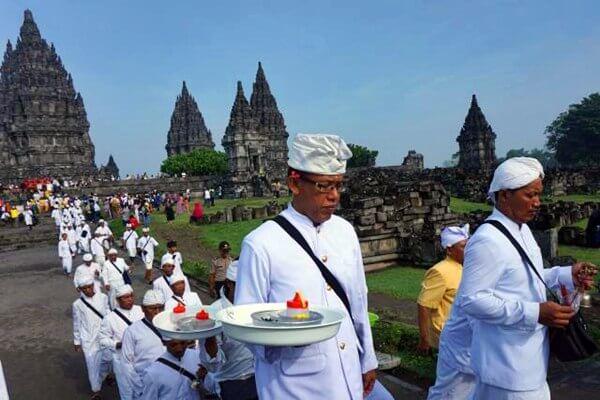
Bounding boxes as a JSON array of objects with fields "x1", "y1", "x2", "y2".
[
  {"x1": 441, "y1": 224, "x2": 470, "y2": 248},
  {"x1": 126, "y1": 223, "x2": 132, "y2": 228},
  {"x1": 226, "y1": 260, "x2": 239, "y2": 281},
  {"x1": 98, "y1": 219, "x2": 105, "y2": 223},
  {"x1": 107, "y1": 248, "x2": 118, "y2": 255},
  {"x1": 488, "y1": 157, "x2": 544, "y2": 203},
  {"x1": 288, "y1": 134, "x2": 353, "y2": 175},
  {"x1": 76, "y1": 272, "x2": 94, "y2": 288},
  {"x1": 169, "y1": 272, "x2": 186, "y2": 285},
  {"x1": 115, "y1": 284, "x2": 133, "y2": 298},
  {"x1": 143, "y1": 289, "x2": 165, "y2": 306},
  {"x1": 82, "y1": 253, "x2": 93, "y2": 262},
  {"x1": 161, "y1": 254, "x2": 175, "y2": 267},
  {"x1": 142, "y1": 227, "x2": 150, "y2": 233}
]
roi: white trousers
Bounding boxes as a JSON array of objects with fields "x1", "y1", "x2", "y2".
[
  {"x1": 95, "y1": 255, "x2": 105, "y2": 267},
  {"x1": 61, "y1": 257, "x2": 72, "y2": 274},
  {"x1": 144, "y1": 260, "x2": 153, "y2": 271},
  {"x1": 472, "y1": 381, "x2": 550, "y2": 400},
  {"x1": 427, "y1": 358, "x2": 476, "y2": 400},
  {"x1": 83, "y1": 348, "x2": 111, "y2": 392},
  {"x1": 113, "y1": 352, "x2": 134, "y2": 400}
]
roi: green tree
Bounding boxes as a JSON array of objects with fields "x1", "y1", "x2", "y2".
[
  {"x1": 442, "y1": 152, "x2": 459, "y2": 168},
  {"x1": 347, "y1": 143, "x2": 378, "y2": 168},
  {"x1": 498, "y1": 148, "x2": 558, "y2": 168},
  {"x1": 160, "y1": 149, "x2": 228, "y2": 176},
  {"x1": 545, "y1": 93, "x2": 600, "y2": 167}
]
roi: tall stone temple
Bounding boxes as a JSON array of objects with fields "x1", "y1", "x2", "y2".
[
  {"x1": 0, "y1": 10, "x2": 96, "y2": 181},
  {"x1": 222, "y1": 62, "x2": 289, "y2": 195},
  {"x1": 456, "y1": 94, "x2": 497, "y2": 172},
  {"x1": 165, "y1": 81, "x2": 214, "y2": 156},
  {"x1": 98, "y1": 154, "x2": 119, "y2": 179}
]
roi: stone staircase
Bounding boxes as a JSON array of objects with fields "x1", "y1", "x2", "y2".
[{"x1": 0, "y1": 214, "x2": 57, "y2": 253}]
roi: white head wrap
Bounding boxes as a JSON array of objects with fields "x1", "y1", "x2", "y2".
[
  {"x1": 98, "y1": 219, "x2": 105, "y2": 223},
  {"x1": 115, "y1": 284, "x2": 133, "y2": 298},
  {"x1": 126, "y1": 223, "x2": 132, "y2": 228},
  {"x1": 169, "y1": 272, "x2": 186, "y2": 285},
  {"x1": 226, "y1": 260, "x2": 239, "y2": 281},
  {"x1": 107, "y1": 248, "x2": 118, "y2": 255},
  {"x1": 76, "y1": 272, "x2": 94, "y2": 287},
  {"x1": 82, "y1": 253, "x2": 93, "y2": 262},
  {"x1": 487, "y1": 157, "x2": 544, "y2": 203},
  {"x1": 142, "y1": 227, "x2": 150, "y2": 233},
  {"x1": 288, "y1": 134, "x2": 353, "y2": 175},
  {"x1": 440, "y1": 224, "x2": 470, "y2": 248},
  {"x1": 142, "y1": 289, "x2": 165, "y2": 306},
  {"x1": 161, "y1": 254, "x2": 175, "y2": 267}
]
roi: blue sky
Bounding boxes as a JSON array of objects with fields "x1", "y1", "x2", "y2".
[{"x1": 1, "y1": 1, "x2": 599, "y2": 175}]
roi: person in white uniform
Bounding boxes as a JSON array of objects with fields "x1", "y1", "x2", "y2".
[
  {"x1": 90, "y1": 232, "x2": 106, "y2": 266},
  {"x1": 155, "y1": 256, "x2": 191, "y2": 299},
  {"x1": 95, "y1": 219, "x2": 113, "y2": 249},
  {"x1": 121, "y1": 224, "x2": 139, "y2": 263},
  {"x1": 121, "y1": 290, "x2": 166, "y2": 399},
  {"x1": 23, "y1": 206, "x2": 34, "y2": 229},
  {"x1": 74, "y1": 254, "x2": 103, "y2": 293},
  {"x1": 139, "y1": 339, "x2": 204, "y2": 400},
  {"x1": 58, "y1": 232, "x2": 74, "y2": 276},
  {"x1": 77, "y1": 221, "x2": 91, "y2": 254},
  {"x1": 235, "y1": 134, "x2": 378, "y2": 400},
  {"x1": 98, "y1": 284, "x2": 144, "y2": 400},
  {"x1": 165, "y1": 240, "x2": 183, "y2": 275},
  {"x1": 164, "y1": 272, "x2": 202, "y2": 311},
  {"x1": 72, "y1": 272, "x2": 111, "y2": 400},
  {"x1": 67, "y1": 225, "x2": 78, "y2": 254},
  {"x1": 137, "y1": 227, "x2": 159, "y2": 283},
  {"x1": 201, "y1": 261, "x2": 257, "y2": 400},
  {"x1": 454, "y1": 157, "x2": 597, "y2": 399},
  {"x1": 51, "y1": 206, "x2": 62, "y2": 234},
  {"x1": 102, "y1": 248, "x2": 132, "y2": 309}
]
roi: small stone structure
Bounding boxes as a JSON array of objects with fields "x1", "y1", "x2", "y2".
[
  {"x1": 165, "y1": 81, "x2": 215, "y2": 156},
  {"x1": 401, "y1": 150, "x2": 424, "y2": 171},
  {"x1": 456, "y1": 94, "x2": 497, "y2": 173},
  {"x1": 98, "y1": 155, "x2": 120, "y2": 180}
]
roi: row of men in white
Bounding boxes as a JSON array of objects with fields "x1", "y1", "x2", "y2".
[{"x1": 72, "y1": 260, "x2": 253, "y2": 399}]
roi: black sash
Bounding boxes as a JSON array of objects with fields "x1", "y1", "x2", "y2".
[
  {"x1": 113, "y1": 309, "x2": 132, "y2": 326},
  {"x1": 163, "y1": 275, "x2": 170, "y2": 287},
  {"x1": 124, "y1": 230, "x2": 136, "y2": 245},
  {"x1": 80, "y1": 297, "x2": 104, "y2": 320},
  {"x1": 156, "y1": 357, "x2": 196, "y2": 382},
  {"x1": 111, "y1": 260, "x2": 132, "y2": 285},
  {"x1": 171, "y1": 295, "x2": 185, "y2": 306},
  {"x1": 142, "y1": 318, "x2": 163, "y2": 341}
]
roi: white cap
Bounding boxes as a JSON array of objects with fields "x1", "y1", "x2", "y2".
[
  {"x1": 226, "y1": 260, "x2": 238, "y2": 281},
  {"x1": 98, "y1": 219, "x2": 105, "y2": 223},
  {"x1": 487, "y1": 157, "x2": 544, "y2": 203},
  {"x1": 82, "y1": 253, "x2": 93, "y2": 262},
  {"x1": 76, "y1": 272, "x2": 94, "y2": 287},
  {"x1": 161, "y1": 254, "x2": 175, "y2": 267},
  {"x1": 288, "y1": 134, "x2": 353, "y2": 175},
  {"x1": 115, "y1": 284, "x2": 133, "y2": 298},
  {"x1": 142, "y1": 227, "x2": 150, "y2": 233},
  {"x1": 107, "y1": 248, "x2": 118, "y2": 255},
  {"x1": 126, "y1": 223, "x2": 132, "y2": 228},
  {"x1": 169, "y1": 272, "x2": 186, "y2": 286},
  {"x1": 440, "y1": 224, "x2": 470, "y2": 248},
  {"x1": 143, "y1": 289, "x2": 165, "y2": 306}
]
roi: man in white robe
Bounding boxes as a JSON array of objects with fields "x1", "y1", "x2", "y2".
[
  {"x1": 165, "y1": 241, "x2": 183, "y2": 275},
  {"x1": 51, "y1": 206, "x2": 62, "y2": 234},
  {"x1": 98, "y1": 284, "x2": 144, "y2": 400},
  {"x1": 74, "y1": 254, "x2": 103, "y2": 293},
  {"x1": 95, "y1": 220, "x2": 113, "y2": 249},
  {"x1": 58, "y1": 232, "x2": 73, "y2": 276},
  {"x1": 154, "y1": 258, "x2": 191, "y2": 300},
  {"x1": 137, "y1": 227, "x2": 159, "y2": 283},
  {"x1": 235, "y1": 134, "x2": 378, "y2": 400},
  {"x1": 102, "y1": 248, "x2": 132, "y2": 309},
  {"x1": 121, "y1": 290, "x2": 166, "y2": 399},
  {"x1": 90, "y1": 233, "x2": 106, "y2": 266},
  {"x1": 72, "y1": 272, "x2": 111, "y2": 399},
  {"x1": 121, "y1": 224, "x2": 139, "y2": 263},
  {"x1": 77, "y1": 221, "x2": 91, "y2": 254},
  {"x1": 453, "y1": 157, "x2": 597, "y2": 399},
  {"x1": 164, "y1": 272, "x2": 202, "y2": 311},
  {"x1": 67, "y1": 225, "x2": 78, "y2": 254}
]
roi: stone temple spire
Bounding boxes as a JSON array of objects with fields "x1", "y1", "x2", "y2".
[
  {"x1": 250, "y1": 61, "x2": 286, "y2": 134},
  {"x1": 0, "y1": 9, "x2": 96, "y2": 181},
  {"x1": 165, "y1": 81, "x2": 214, "y2": 156},
  {"x1": 456, "y1": 94, "x2": 497, "y2": 172}
]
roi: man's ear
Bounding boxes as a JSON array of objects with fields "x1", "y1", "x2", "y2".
[{"x1": 287, "y1": 176, "x2": 301, "y2": 196}]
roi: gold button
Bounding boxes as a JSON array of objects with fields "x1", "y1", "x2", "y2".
[
  {"x1": 339, "y1": 342, "x2": 346, "y2": 350},
  {"x1": 321, "y1": 255, "x2": 328, "y2": 263},
  {"x1": 326, "y1": 285, "x2": 332, "y2": 291}
]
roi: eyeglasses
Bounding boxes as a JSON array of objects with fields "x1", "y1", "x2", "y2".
[{"x1": 298, "y1": 176, "x2": 344, "y2": 193}]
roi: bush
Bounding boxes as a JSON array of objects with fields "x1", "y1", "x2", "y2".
[{"x1": 161, "y1": 149, "x2": 228, "y2": 176}]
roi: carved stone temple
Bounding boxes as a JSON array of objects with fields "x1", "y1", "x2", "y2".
[
  {"x1": 98, "y1": 154, "x2": 120, "y2": 180},
  {"x1": 456, "y1": 94, "x2": 497, "y2": 172},
  {"x1": 222, "y1": 62, "x2": 289, "y2": 196},
  {"x1": 165, "y1": 81, "x2": 215, "y2": 156},
  {"x1": 0, "y1": 10, "x2": 97, "y2": 181}
]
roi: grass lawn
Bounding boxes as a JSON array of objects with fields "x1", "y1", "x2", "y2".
[
  {"x1": 450, "y1": 197, "x2": 492, "y2": 214},
  {"x1": 546, "y1": 194, "x2": 600, "y2": 204},
  {"x1": 201, "y1": 196, "x2": 290, "y2": 216},
  {"x1": 558, "y1": 244, "x2": 600, "y2": 266},
  {"x1": 366, "y1": 266, "x2": 425, "y2": 301},
  {"x1": 198, "y1": 219, "x2": 263, "y2": 256}
]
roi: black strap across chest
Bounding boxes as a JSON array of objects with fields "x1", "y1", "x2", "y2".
[
  {"x1": 80, "y1": 297, "x2": 104, "y2": 319},
  {"x1": 171, "y1": 295, "x2": 185, "y2": 306},
  {"x1": 110, "y1": 261, "x2": 123, "y2": 274},
  {"x1": 113, "y1": 309, "x2": 132, "y2": 326},
  {"x1": 156, "y1": 357, "x2": 196, "y2": 382},
  {"x1": 142, "y1": 318, "x2": 163, "y2": 341},
  {"x1": 272, "y1": 215, "x2": 355, "y2": 327}
]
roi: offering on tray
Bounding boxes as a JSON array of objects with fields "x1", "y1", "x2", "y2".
[
  {"x1": 177, "y1": 308, "x2": 215, "y2": 331},
  {"x1": 286, "y1": 291, "x2": 309, "y2": 319},
  {"x1": 170, "y1": 304, "x2": 186, "y2": 324},
  {"x1": 154, "y1": 305, "x2": 222, "y2": 340},
  {"x1": 196, "y1": 310, "x2": 210, "y2": 320}
]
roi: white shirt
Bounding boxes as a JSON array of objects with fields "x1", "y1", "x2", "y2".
[
  {"x1": 455, "y1": 208, "x2": 573, "y2": 391},
  {"x1": 235, "y1": 205, "x2": 377, "y2": 400},
  {"x1": 102, "y1": 257, "x2": 130, "y2": 289},
  {"x1": 152, "y1": 274, "x2": 191, "y2": 300},
  {"x1": 51, "y1": 208, "x2": 62, "y2": 226},
  {"x1": 140, "y1": 349, "x2": 201, "y2": 400},
  {"x1": 164, "y1": 291, "x2": 202, "y2": 311},
  {"x1": 73, "y1": 263, "x2": 102, "y2": 292},
  {"x1": 95, "y1": 225, "x2": 113, "y2": 240},
  {"x1": 98, "y1": 305, "x2": 144, "y2": 352},
  {"x1": 67, "y1": 228, "x2": 77, "y2": 246},
  {"x1": 58, "y1": 239, "x2": 71, "y2": 258},
  {"x1": 90, "y1": 238, "x2": 105, "y2": 257},
  {"x1": 72, "y1": 292, "x2": 110, "y2": 352},
  {"x1": 165, "y1": 251, "x2": 184, "y2": 276},
  {"x1": 199, "y1": 292, "x2": 254, "y2": 383},
  {"x1": 137, "y1": 236, "x2": 158, "y2": 264},
  {"x1": 23, "y1": 210, "x2": 33, "y2": 225},
  {"x1": 122, "y1": 229, "x2": 139, "y2": 252}
]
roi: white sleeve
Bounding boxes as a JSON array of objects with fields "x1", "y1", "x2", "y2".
[
  {"x1": 543, "y1": 266, "x2": 574, "y2": 292},
  {"x1": 73, "y1": 302, "x2": 81, "y2": 346},
  {"x1": 98, "y1": 317, "x2": 117, "y2": 351},
  {"x1": 121, "y1": 327, "x2": 135, "y2": 365}
]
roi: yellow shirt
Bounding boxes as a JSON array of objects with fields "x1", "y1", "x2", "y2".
[{"x1": 416, "y1": 256, "x2": 463, "y2": 348}]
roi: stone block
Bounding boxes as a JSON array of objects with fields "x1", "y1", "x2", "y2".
[
  {"x1": 358, "y1": 215, "x2": 376, "y2": 226},
  {"x1": 376, "y1": 212, "x2": 387, "y2": 223},
  {"x1": 354, "y1": 197, "x2": 384, "y2": 209},
  {"x1": 410, "y1": 197, "x2": 423, "y2": 207},
  {"x1": 252, "y1": 206, "x2": 268, "y2": 219}
]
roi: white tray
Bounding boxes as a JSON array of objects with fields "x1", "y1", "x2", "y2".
[
  {"x1": 154, "y1": 304, "x2": 223, "y2": 340},
  {"x1": 216, "y1": 303, "x2": 346, "y2": 346}
]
